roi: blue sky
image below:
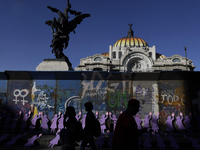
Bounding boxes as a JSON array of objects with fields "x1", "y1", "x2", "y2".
[{"x1": 0, "y1": 0, "x2": 200, "y2": 71}]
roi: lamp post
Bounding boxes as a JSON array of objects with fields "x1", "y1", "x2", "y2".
[
  {"x1": 184, "y1": 46, "x2": 187, "y2": 71},
  {"x1": 119, "y1": 56, "x2": 120, "y2": 72}
]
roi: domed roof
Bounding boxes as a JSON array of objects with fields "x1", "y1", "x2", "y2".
[
  {"x1": 101, "y1": 52, "x2": 109, "y2": 57},
  {"x1": 156, "y1": 53, "x2": 166, "y2": 59},
  {"x1": 113, "y1": 37, "x2": 148, "y2": 47},
  {"x1": 113, "y1": 24, "x2": 148, "y2": 47}
]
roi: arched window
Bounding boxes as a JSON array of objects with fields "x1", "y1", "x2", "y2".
[
  {"x1": 149, "y1": 52, "x2": 152, "y2": 57},
  {"x1": 172, "y1": 58, "x2": 181, "y2": 62},
  {"x1": 119, "y1": 52, "x2": 122, "y2": 59},
  {"x1": 112, "y1": 52, "x2": 116, "y2": 59},
  {"x1": 94, "y1": 57, "x2": 102, "y2": 61}
]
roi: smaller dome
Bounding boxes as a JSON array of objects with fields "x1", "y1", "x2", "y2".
[
  {"x1": 156, "y1": 53, "x2": 166, "y2": 59},
  {"x1": 113, "y1": 37, "x2": 148, "y2": 47},
  {"x1": 101, "y1": 52, "x2": 109, "y2": 57}
]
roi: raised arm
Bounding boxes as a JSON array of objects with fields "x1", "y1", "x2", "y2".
[
  {"x1": 180, "y1": 112, "x2": 183, "y2": 120},
  {"x1": 172, "y1": 113, "x2": 175, "y2": 120},
  {"x1": 105, "y1": 112, "x2": 108, "y2": 119},
  {"x1": 149, "y1": 112, "x2": 152, "y2": 119},
  {"x1": 157, "y1": 112, "x2": 159, "y2": 119}
]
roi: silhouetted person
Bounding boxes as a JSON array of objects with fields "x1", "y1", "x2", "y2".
[
  {"x1": 111, "y1": 99, "x2": 140, "y2": 150},
  {"x1": 60, "y1": 106, "x2": 80, "y2": 150},
  {"x1": 80, "y1": 102, "x2": 97, "y2": 150}
]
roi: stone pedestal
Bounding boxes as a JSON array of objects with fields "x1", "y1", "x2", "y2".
[{"x1": 36, "y1": 59, "x2": 73, "y2": 71}]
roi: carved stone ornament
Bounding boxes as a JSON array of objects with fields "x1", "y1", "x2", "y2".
[{"x1": 123, "y1": 52, "x2": 153, "y2": 72}]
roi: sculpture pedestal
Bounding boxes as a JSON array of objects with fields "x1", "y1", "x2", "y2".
[{"x1": 36, "y1": 59, "x2": 73, "y2": 71}]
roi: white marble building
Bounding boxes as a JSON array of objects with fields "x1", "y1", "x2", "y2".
[{"x1": 75, "y1": 25, "x2": 195, "y2": 72}]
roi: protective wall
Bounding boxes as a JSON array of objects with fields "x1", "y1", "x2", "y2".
[{"x1": 0, "y1": 71, "x2": 200, "y2": 131}]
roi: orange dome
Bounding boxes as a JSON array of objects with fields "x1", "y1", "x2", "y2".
[{"x1": 101, "y1": 52, "x2": 109, "y2": 57}]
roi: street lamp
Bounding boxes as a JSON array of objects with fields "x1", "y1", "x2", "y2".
[{"x1": 184, "y1": 46, "x2": 187, "y2": 71}]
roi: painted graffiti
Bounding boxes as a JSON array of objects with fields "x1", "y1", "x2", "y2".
[
  {"x1": 135, "y1": 85, "x2": 155, "y2": 104},
  {"x1": 107, "y1": 82, "x2": 120, "y2": 92},
  {"x1": 32, "y1": 82, "x2": 41, "y2": 95},
  {"x1": 135, "y1": 85, "x2": 143, "y2": 102},
  {"x1": 81, "y1": 72, "x2": 133, "y2": 111},
  {"x1": 65, "y1": 96, "x2": 81, "y2": 112},
  {"x1": 107, "y1": 74, "x2": 133, "y2": 110},
  {"x1": 32, "y1": 91, "x2": 54, "y2": 110},
  {"x1": 84, "y1": 88, "x2": 107, "y2": 104},
  {"x1": 30, "y1": 81, "x2": 55, "y2": 119},
  {"x1": 157, "y1": 82, "x2": 189, "y2": 131},
  {"x1": 13, "y1": 89, "x2": 29, "y2": 105},
  {"x1": 133, "y1": 83, "x2": 158, "y2": 117},
  {"x1": 31, "y1": 82, "x2": 54, "y2": 109},
  {"x1": 81, "y1": 72, "x2": 105, "y2": 99},
  {"x1": 81, "y1": 72, "x2": 107, "y2": 111},
  {"x1": 145, "y1": 87, "x2": 155, "y2": 103},
  {"x1": 108, "y1": 91, "x2": 127, "y2": 108},
  {"x1": 160, "y1": 105, "x2": 181, "y2": 119},
  {"x1": 107, "y1": 73, "x2": 133, "y2": 93},
  {"x1": 160, "y1": 89, "x2": 185, "y2": 106}
]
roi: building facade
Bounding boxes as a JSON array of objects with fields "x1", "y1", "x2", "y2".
[{"x1": 75, "y1": 25, "x2": 195, "y2": 72}]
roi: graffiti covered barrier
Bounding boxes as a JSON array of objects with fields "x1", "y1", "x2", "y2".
[{"x1": 1, "y1": 71, "x2": 200, "y2": 132}]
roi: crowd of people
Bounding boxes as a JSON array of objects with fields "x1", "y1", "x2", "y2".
[{"x1": 1, "y1": 99, "x2": 200, "y2": 150}]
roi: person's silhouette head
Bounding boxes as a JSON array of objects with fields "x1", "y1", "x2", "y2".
[
  {"x1": 84, "y1": 102, "x2": 93, "y2": 112},
  {"x1": 127, "y1": 99, "x2": 140, "y2": 116},
  {"x1": 66, "y1": 106, "x2": 76, "y2": 117}
]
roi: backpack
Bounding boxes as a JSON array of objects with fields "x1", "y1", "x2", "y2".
[
  {"x1": 66, "y1": 121, "x2": 83, "y2": 142},
  {"x1": 74, "y1": 121, "x2": 83, "y2": 141},
  {"x1": 93, "y1": 118, "x2": 101, "y2": 137}
]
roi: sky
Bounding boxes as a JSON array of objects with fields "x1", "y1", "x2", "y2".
[{"x1": 0, "y1": 0, "x2": 200, "y2": 72}]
